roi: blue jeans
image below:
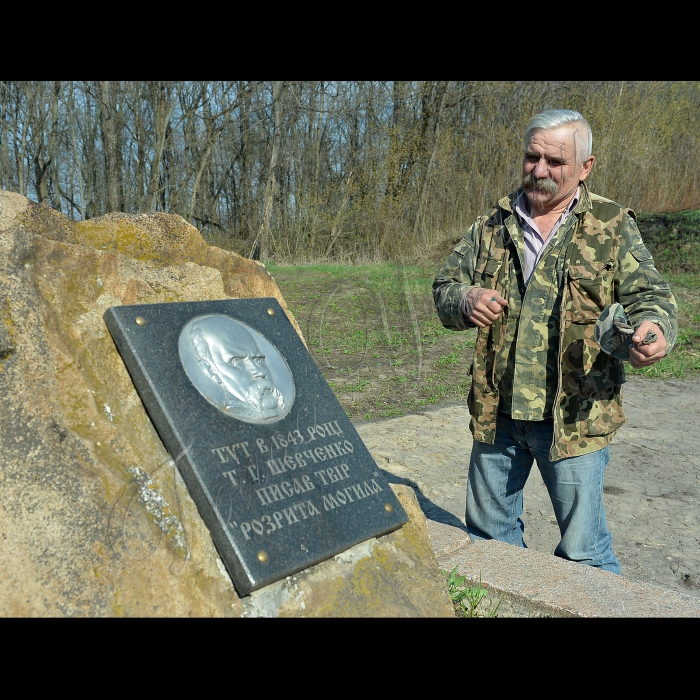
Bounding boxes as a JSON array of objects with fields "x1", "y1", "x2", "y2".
[{"x1": 466, "y1": 413, "x2": 621, "y2": 574}]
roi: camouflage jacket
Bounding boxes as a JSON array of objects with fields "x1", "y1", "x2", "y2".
[{"x1": 433, "y1": 184, "x2": 678, "y2": 460}]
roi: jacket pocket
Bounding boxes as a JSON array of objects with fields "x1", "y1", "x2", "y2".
[
  {"x1": 474, "y1": 255, "x2": 503, "y2": 287},
  {"x1": 452, "y1": 238, "x2": 474, "y2": 259},
  {"x1": 577, "y1": 363, "x2": 626, "y2": 437},
  {"x1": 565, "y1": 260, "x2": 614, "y2": 323},
  {"x1": 630, "y1": 244, "x2": 653, "y2": 263},
  {"x1": 630, "y1": 243, "x2": 667, "y2": 287}
]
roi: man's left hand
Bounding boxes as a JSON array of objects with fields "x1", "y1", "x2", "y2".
[{"x1": 629, "y1": 321, "x2": 667, "y2": 369}]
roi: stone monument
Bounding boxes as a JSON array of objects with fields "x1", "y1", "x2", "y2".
[{"x1": 0, "y1": 190, "x2": 453, "y2": 616}]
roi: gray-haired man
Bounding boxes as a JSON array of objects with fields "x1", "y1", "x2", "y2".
[{"x1": 433, "y1": 109, "x2": 678, "y2": 572}]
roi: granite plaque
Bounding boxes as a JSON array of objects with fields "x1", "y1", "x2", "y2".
[{"x1": 104, "y1": 298, "x2": 408, "y2": 595}]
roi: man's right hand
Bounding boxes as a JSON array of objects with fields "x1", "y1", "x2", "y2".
[{"x1": 462, "y1": 287, "x2": 508, "y2": 328}]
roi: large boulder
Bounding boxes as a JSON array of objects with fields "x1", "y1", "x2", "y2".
[{"x1": 0, "y1": 192, "x2": 452, "y2": 617}]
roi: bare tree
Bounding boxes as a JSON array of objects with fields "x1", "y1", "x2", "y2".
[
  {"x1": 1, "y1": 81, "x2": 699, "y2": 261},
  {"x1": 251, "y1": 81, "x2": 284, "y2": 261}
]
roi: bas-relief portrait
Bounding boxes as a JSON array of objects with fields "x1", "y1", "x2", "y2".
[{"x1": 178, "y1": 315, "x2": 295, "y2": 424}]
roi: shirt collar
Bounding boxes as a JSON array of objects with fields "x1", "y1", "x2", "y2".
[{"x1": 513, "y1": 187, "x2": 580, "y2": 225}]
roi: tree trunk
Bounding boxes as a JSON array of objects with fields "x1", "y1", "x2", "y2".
[
  {"x1": 252, "y1": 81, "x2": 284, "y2": 261},
  {"x1": 99, "y1": 81, "x2": 120, "y2": 213},
  {"x1": 413, "y1": 81, "x2": 451, "y2": 236},
  {"x1": 49, "y1": 80, "x2": 62, "y2": 210}
]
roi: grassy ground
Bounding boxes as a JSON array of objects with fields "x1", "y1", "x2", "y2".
[
  {"x1": 267, "y1": 210, "x2": 700, "y2": 418},
  {"x1": 268, "y1": 262, "x2": 476, "y2": 421},
  {"x1": 625, "y1": 271, "x2": 700, "y2": 378},
  {"x1": 628, "y1": 210, "x2": 700, "y2": 378},
  {"x1": 637, "y1": 209, "x2": 700, "y2": 273}
]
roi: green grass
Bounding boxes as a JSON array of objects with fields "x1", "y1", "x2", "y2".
[
  {"x1": 267, "y1": 221, "x2": 700, "y2": 416},
  {"x1": 267, "y1": 261, "x2": 476, "y2": 421},
  {"x1": 627, "y1": 209, "x2": 700, "y2": 378},
  {"x1": 443, "y1": 566, "x2": 504, "y2": 618},
  {"x1": 626, "y1": 271, "x2": 700, "y2": 378},
  {"x1": 638, "y1": 209, "x2": 700, "y2": 274}
]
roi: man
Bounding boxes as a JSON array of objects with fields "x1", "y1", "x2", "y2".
[
  {"x1": 189, "y1": 316, "x2": 286, "y2": 421},
  {"x1": 432, "y1": 109, "x2": 678, "y2": 573}
]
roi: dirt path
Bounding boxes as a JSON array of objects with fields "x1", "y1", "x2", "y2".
[{"x1": 355, "y1": 374, "x2": 700, "y2": 598}]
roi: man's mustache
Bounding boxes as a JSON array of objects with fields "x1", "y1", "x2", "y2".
[{"x1": 522, "y1": 173, "x2": 557, "y2": 194}]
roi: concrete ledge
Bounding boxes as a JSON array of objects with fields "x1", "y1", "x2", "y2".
[{"x1": 426, "y1": 520, "x2": 700, "y2": 618}]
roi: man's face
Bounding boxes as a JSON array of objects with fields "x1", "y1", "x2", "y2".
[
  {"x1": 208, "y1": 327, "x2": 278, "y2": 409},
  {"x1": 522, "y1": 125, "x2": 594, "y2": 213}
]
